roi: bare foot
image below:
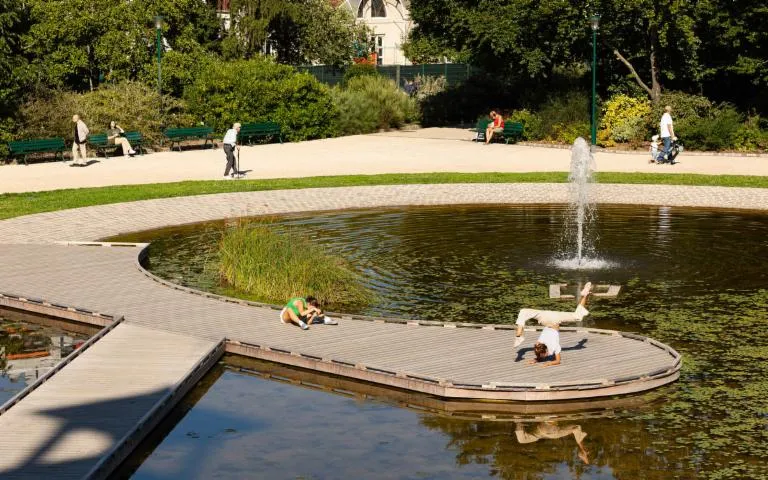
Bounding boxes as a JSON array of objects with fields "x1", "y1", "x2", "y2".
[{"x1": 580, "y1": 282, "x2": 593, "y2": 298}]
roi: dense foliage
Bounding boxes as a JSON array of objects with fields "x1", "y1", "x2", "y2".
[
  {"x1": 331, "y1": 76, "x2": 419, "y2": 135},
  {"x1": 19, "y1": 82, "x2": 190, "y2": 145},
  {"x1": 183, "y1": 58, "x2": 338, "y2": 141}
]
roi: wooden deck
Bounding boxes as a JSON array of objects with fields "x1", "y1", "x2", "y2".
[{"x1": 0, "y1": 241, "x2": 681, "y2": 478}]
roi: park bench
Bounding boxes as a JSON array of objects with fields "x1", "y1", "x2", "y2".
[
  {"x1": 500, "y1": 122, "x2": 525, "y2": 144},
  {"x1": 7, "y1": 138, "x2": 66, "y2": 165},
  {"x1": 88, "y1": 131, "x2": 145, "y2": 158},
  {"x1": 163, "y1": 126, "x2": 214, "y2": 151},
  {"x1": 238, "y1": 122, "x2": 283, "y2": 145}
]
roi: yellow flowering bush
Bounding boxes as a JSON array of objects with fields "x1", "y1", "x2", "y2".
[{"x1": 598, "y1": 94, "x2": 652, "y2": 146}]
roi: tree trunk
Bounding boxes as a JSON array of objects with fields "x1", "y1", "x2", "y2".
[
  {"x1": 648, "y1": 30, "x2": 661, "y2": 104},
  {"x1": 613, "y1": 48, "x2": 652, "y2": 97}
]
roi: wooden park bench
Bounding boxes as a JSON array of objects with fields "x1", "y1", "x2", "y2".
[
  {"x1": 163, "y1": 126, "x2": 214, "y2": 151},
  {"x1": 7, "y1": 138, "x2": 66, "y2": 165},
  {"x1": 239, "y1": 122, "x2": 283, "y2": 145},
  {"x1": 500, "y1": 122, "x2": 525, "y2": 144},
  {"x1": 88, "y1": 131, "x2": 145, "y2": 158}
]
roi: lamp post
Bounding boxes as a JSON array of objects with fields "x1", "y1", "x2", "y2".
[
  {"x1": 590, "y1": 14, "x2": 600, "y2": 146},
  {"x1": 154, "y1": 16, "x2": 164, "y2": 99}
]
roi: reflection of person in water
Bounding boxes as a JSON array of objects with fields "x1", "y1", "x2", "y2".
[{"x1": 515, "y1": 422, "x2": 590, "y2": 464}]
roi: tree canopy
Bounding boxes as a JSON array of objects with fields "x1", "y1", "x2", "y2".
[{"x1": 407, "y1": 0, "x2": 768, "y2": 108}]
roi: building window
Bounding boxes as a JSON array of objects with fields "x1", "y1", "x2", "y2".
[
  {"x1": 358, "y1": 0, "x2": 387, "y2": 18},
  {"x1": 372, "y1": 35, "x2": 384, "y2": 65},
  {"x1": 371, "y1": 0, "x2": 386, "y2": 17}
]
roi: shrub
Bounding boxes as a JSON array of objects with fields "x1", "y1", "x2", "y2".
[
  {"x1": 343, "y1": 63, "x2": 381, "y2": 85},
  {"x1": 598, "y1": 94, "x2": 652, "y2": 146},
  {"x1": 183, "y1": 57, "x2": 338, "y2": 141},
  {"x1": 139, "y1": 49, "x2": 217, "y2": 98},
  {"x1": 414, "y1": 74, "x2": 447, "y2": 102},
  {"x1": 537, "y1": 92, "x2": 591, "y2": 143},
  {"x1": 0, "y1": 117, "x2": 16, "y2": 159},
  {"x1": 218, "y1": 222, "x2": 374, "y2": 309},
  {"x1": 733, "y1": 115, "x2": 768, "y2": 152},
  {"x1": 18, "y1": 82, "x2": 191, "y2": 146},
  {"x1": 682, "y1": 104, "x2": 744, "y2": 151},
  {"x1": 332, "y1": 75, "x2": 419, "y2": 134},
  {"x1": 503, "y1": 109, "x2": 543, "y2": 141}
]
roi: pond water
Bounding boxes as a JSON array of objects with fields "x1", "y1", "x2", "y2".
[
  {"x1": 112, "y1": 205, "x2": 768, "y2": 479},
  {"x1": 0, "y1": 309, "x2": 94, "y2": 405}
]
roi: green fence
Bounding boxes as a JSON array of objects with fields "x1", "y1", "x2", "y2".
[{"x1": 297, "y1": 64, "x2": 477, "y2": 87}]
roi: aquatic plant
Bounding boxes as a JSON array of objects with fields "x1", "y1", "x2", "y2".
[{"x1": 218, "y1": 221, "x2": 374, "y2": 309}]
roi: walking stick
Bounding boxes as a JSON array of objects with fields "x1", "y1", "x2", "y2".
[{"x1": 236, "y1": 147, "x2": 240, "y2": 179}]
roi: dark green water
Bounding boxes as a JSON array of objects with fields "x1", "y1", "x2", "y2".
[{"x1": 113, "y1": 205, "x2": 768, "y2": 479}]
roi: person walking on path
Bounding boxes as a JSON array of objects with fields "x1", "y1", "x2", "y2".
[
  {"x1": 485, "y1": 111, "x2": 505, "y2": 144},
  {"x1": 107, "y1": 121, "x2": 136, "y2": 156},
  {"x1": 514, "y1": 282, "x2": 593, "y2": 366},
  {"x1": 656, "y1": 105, "x2": 677, "y2": 163},
  {"x1": 222, "y1": 122, "x2": 241, "y2": 179},
  {"x1": 71, "y1": 115, "x2": 90, "y2": 167}
]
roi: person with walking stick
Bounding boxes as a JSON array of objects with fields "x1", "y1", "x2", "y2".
[{"x1": 222, "y1": 122, "x2": 241, "y2": 179}]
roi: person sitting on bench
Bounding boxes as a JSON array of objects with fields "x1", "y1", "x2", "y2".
[
  {"x1": 485, "y1": 111, "x2": 505, "y2": 144},
  {"x1": 107, "y1": 121, "x2": 136, "y2": 156},
  {"x1": 514, "y1": 282, "x2": 592, "y2": 366}
]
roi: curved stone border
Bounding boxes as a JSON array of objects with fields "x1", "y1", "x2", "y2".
[{"x1": 1, "y1": 183, "x2": 768, "y2": 244}]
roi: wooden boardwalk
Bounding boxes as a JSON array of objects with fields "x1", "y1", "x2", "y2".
[
  {"x1": 0, "y1": 319, "x2": 222, "y2": 479},
  {"x1": 0, "y1": 241, "x2": 681, "y2": 478}
]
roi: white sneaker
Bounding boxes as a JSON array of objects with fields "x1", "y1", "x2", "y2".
[
  {"x1": 514, "y1": 336, "x2": 525, "y2": 348},
  {"x1": 323, "y1": 316, "x2": 338, "y2": 325},
  {"x1": 128, "y1": 149, "x2": 136, "y2": 155}
]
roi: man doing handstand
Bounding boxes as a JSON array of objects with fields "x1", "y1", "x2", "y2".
[{"x1": 514, "y1": 282, "x2": 592, "y2": 366}]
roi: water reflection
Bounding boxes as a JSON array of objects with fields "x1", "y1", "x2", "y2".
[
  {"x1": 122, "y1": 357, "x2": 644, "y2": 479},
  {"x1": 0, "y1": 308, "x2": 93, "y2": 405}
]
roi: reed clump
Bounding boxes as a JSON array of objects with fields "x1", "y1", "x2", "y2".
[{"x1": 218, "y1": 222, "x2": 374, "y2": 309}]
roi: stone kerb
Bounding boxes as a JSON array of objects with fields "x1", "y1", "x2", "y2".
[{"x1": 1, "y1": 183, "x2": 768, "y2": 244}]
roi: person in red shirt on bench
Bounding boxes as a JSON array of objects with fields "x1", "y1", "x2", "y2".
[{"x1": 485, "y1": 111, "x2": 505, "y2": 144}]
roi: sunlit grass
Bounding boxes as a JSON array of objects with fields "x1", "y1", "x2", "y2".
[{"x1": 2, "y1": 172, "x2": 767, "y2": 221}]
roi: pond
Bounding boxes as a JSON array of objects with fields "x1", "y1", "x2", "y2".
[
  {"x1": 0, "y1": 309, "x2": 95, "y2": 405},
  {"x1": 111, "y1": 205, "x2": 768, "y2": 479}
]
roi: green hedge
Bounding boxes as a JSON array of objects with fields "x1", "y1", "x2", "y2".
[{"x1": 183, "y1": 58, "x2": 338, "y2": 141}]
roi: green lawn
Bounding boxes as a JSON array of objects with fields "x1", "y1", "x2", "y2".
[{"x1": 2, "y1": 172, "x2": 767, "y2": 221}]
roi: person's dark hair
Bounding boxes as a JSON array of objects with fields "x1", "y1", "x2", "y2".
[
  {"x1": 306, "y1": 296, "x2": 319, "y2": 307},
  {"x1": 109, "y1": 121, "x2": 116, "y2": 129},
  {"x1": 534, "y1": 342, "x2": 548, "y2": 361}
]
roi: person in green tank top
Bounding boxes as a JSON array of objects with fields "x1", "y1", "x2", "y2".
[{"x1": 280, "y1": 296, "x2": 321, "y2": 330}]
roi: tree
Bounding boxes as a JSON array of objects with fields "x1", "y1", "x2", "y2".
[
  {"x1": 23, "y1": 0, "x2": 220, "y2": 91},
  {"x1": 598, "y1": 0, "x2": 701, "y2": 104},
  {"x1": 0, "y1": 0, "x2": 28, "y2": 113},
  {"x1": 223, "y1": 0, "x2": 368, "y2": 66}
]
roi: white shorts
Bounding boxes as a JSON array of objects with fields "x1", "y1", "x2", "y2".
[{"x1": 280, "y1": 307, "x2": 288, "y2": 323}]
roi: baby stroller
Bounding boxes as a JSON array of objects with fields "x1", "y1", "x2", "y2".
[{"x1": 657, "y1": 138, "x2": 684, "y2": 164}]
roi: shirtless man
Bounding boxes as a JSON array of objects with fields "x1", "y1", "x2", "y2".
[{"x1": 514, "y1": 282, "x2": 592, "y2": 366}]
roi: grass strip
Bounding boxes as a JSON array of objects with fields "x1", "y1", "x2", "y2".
[{"x1": 2, "y1": 171, "x2": 767, "y2": 221}]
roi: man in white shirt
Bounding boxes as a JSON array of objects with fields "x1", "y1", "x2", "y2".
[
  {"x1": 657, "y1": 105, "x2": 676, "y2": 163},
  {"x1": 514, "y1": 282, "x2": 592, "y2": 366},
  {"x1": 222, "y1": 122, "x2": 241, "y2": 179}
]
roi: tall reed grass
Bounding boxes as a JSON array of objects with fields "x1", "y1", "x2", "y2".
[{"x1": 218, "y1": 221, "x2": 374, "y2": 309}]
